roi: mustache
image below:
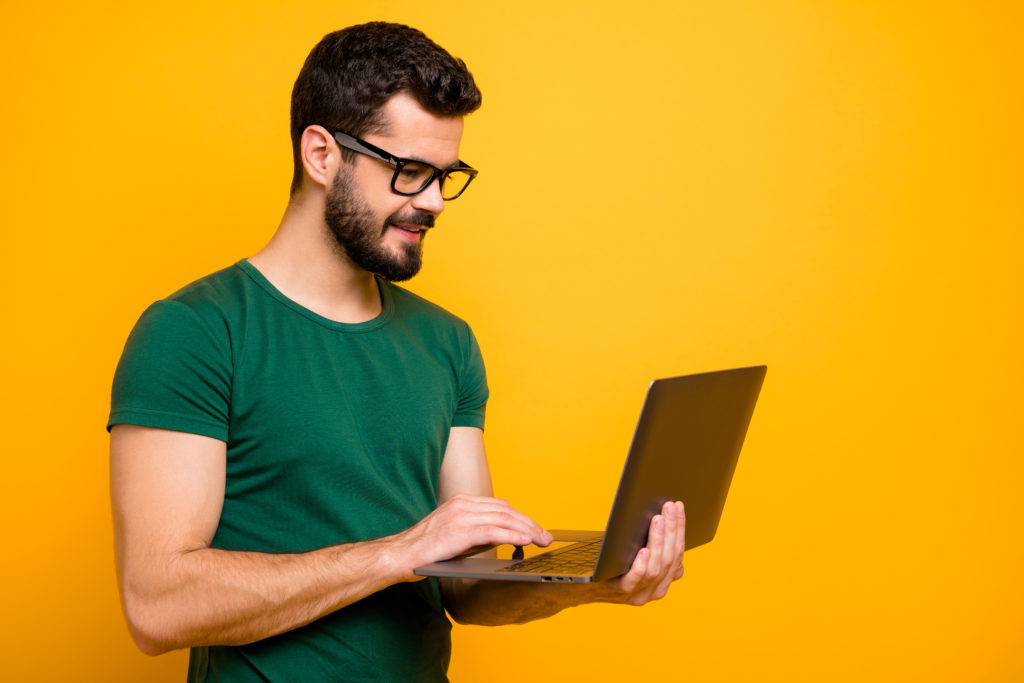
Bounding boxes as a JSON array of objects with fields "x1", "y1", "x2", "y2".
[{"x1": 386, "y1": 211, "x2": 435, "y2": 229}]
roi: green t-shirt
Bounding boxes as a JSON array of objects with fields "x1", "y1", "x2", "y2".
[{"x1": 109, "y1": 260, "x2": 488, "y2": 682}]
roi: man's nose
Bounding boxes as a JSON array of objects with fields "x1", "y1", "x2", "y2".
[{"x1": 410, "y1": 177, "x2": 446, "y2": 216}]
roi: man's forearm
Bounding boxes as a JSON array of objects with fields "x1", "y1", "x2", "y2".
[
  {"x1": 119, "y1": 491, "x2": 554, "y2": 655},
  {"x1": 122, "y1": 537, "x2": 406, "y2": 655},
  {"x1": 440, "y1": 578, "x2": 616, "y2": 626}
]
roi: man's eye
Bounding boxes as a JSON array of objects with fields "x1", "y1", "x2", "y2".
[{"x1": 400, "y1": 164, "x2": 431, "y2": 180}]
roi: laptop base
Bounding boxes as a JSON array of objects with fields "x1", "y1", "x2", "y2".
[{"x1": 414, "y1": 530, "x2": 603, "y2": 582}]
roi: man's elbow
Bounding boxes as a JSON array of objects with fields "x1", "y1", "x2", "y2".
[
  {"x1": 445, "y1": 605, "x2": 480, "y2": 626},
  {"x1": 443, "y1": 601, "x2": 476, "y2": 626},
  {"x1": 121, "y1": 592, "x2": 188, "y2": 656},
  {"x1": 130, "y1": 630, "x2": 173, "y2": 657}
]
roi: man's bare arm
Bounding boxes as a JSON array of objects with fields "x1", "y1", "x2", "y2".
[
  {"x1": 110, "y1": 425, "x2": 551, "y2": 655},
  {"x1": 438, "y1": 427, "x2": 686, "y2": 626}
]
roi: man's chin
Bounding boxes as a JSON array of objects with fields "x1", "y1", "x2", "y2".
[{"x1": 373, "y1": 251, "x2": 423, "y2": 282}]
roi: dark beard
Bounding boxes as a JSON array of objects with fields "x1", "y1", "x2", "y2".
[{"x1": 323, "y1": 170, "x2": 431, "y2": 282}]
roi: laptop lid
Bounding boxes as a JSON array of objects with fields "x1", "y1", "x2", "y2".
[
  {"x1": 414, "y1": 365, "x2": 766, "y2": 582},
  {"x1": 591, "y1": 365, "x2": 766, "y2": 580}
]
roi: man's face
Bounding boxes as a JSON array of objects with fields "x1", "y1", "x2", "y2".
[{"x1": 324, "y1": 93, "x2": 465, "y2": 282}]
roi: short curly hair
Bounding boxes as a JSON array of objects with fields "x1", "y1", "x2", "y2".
[{"x1": 289, "y1": 22, "x2": 482, "y2": 194}]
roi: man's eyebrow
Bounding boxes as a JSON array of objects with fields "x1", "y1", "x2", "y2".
[
  {"x1": 401, "y1": 154, "x2": 464, "y2": 170},
  {"x1": 400, "y1": 153, "x2": 435, "y2": 165}
]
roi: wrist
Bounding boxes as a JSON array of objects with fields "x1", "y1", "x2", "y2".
[
  {"x1": 373, "y1": 531, "x2": 421, "y2": 584},
  {"x1": 581, "y1": 579, "x2": 626, "y2": 604}
]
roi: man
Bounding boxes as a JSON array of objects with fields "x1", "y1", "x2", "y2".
[{"x1": 109, "y1": 22, "x2": 685, "y2": 681}]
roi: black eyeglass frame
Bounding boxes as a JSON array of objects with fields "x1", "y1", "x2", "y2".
[{"x1": 326, "y1": 129, "x2": 478, "y2": 200}]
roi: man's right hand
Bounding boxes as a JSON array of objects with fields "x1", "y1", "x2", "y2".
[{"x1": 392, "y1": 494, "x2": 552, "y2": 580}]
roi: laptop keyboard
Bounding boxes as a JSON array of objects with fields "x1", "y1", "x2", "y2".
[{"x1": 497, "y1": 537, "x2": 603, "y2": 575}]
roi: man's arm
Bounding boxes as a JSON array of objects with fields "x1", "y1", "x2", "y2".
[
  {"x1": 438, "y1": 427, "x2": 686, "y2": 626},
  {"x1": 110, "y1": 424, "x2": 552, "y2": 655}
]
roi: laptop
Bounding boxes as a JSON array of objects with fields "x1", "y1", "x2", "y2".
[{"x1": 414, "y1": 365, "x2": 767, "y2": 583}]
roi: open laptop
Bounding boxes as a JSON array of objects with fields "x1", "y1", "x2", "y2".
[{"x1": 414, "y1": 365, "x2": 767, "y2": 583}]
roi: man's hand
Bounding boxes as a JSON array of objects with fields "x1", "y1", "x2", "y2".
[
  {"x1": 438, "y1": 500, "x2": 686, "y2": 625},
  {"x1": 436, "y1": 429, "x2": 686, "y2": 624},
  {"x1": 393, "y1": 493, "x2": 553, "y2": 580},
  {"x1": 598, "y1": 501, "x2": 686, "y2": 605}
]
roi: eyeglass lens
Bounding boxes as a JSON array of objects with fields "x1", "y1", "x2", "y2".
[{"x1": 394, "y1": 162, "x2": 473, "y2": 200}]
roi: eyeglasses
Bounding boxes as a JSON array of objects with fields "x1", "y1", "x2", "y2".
[{"x1": 327, "y1": 129, "x2": 478, "y2": 200}]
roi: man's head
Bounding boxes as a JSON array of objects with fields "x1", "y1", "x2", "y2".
[
  {"x1": 289, "y1": 23, "x2": 481, "y2": 282},
  {"x1": 290, "y1": 22, "x2": 482, "y2": 196}
]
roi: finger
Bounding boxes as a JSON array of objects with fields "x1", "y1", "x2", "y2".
[
  {"x1": 620, "y1": 547, "x2": 649, "y2": 593},
  {"x1": 643, "y1": 515, "x2": 666, "y2": 581},
  {"x1": 655, "y1": 557, "x2": 684, "y2": 598},
  {"x1": 658, "y1": 503, "x2": 687, "y2": 592},
  {"x1": 451, "y1": 505, "x2": 555, "y2": 551},
  {"x1": 657, "y1": 502, "x2": 685, "y2": 587},
  {"x1": 446, "y1": 520, "x2": 537, "y2": 553},
  {"x1": 675, "y1": 501, "x2": 686, "y2": 577},
  {"x1": 647, "y1": 506, "x2": 682, "y2": 598},
  {"x1": 659, "y1": 502, "x2": 679, "y2": 579},
  {"x1": 468, "y1": 525, "x2": 534, "y2": 548},
  {"x1": 448, "y1": 496, "x2": 553, "y2": 546},
  {"x1": 458, "y1": 512, "x2": 542, "y2": 546},
  {"x1": 442, "y1": 496, "x2": 548, "y2": 537},
  {"x1": 488, "y1": 508, "x2": 552, "y2": 546},
  {"x1": 674, "y1": 501, "x2": 686, "y2": 557}
]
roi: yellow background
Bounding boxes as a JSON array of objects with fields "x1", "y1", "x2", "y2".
[{"x1": 1, "y1": 1, "x2": 1021, "y2": 681}]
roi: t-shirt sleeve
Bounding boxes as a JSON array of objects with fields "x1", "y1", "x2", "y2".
[
  {"x1": 452, "y1": 323, "x2": 488, "y2": 430},
  {"x1": 108, "y1": 299, "x2": 232, "y2": 441}
]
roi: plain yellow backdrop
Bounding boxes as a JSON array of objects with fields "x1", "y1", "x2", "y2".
[{"x1": 1, "y1": 1, "x2": 1021, "y2": 681}]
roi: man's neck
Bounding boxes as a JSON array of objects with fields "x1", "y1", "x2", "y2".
[{"x1": 248, "y1": 193, "x2": 383, "y2": 324}]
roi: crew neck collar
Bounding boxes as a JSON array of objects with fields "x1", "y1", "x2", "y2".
[{"x1": 236, "y1": 259, "x2": 394, "y2": 332}]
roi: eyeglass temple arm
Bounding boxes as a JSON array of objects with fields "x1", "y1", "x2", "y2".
[
  {"x1": 331, "y1": 129, "x2": 476, "y2": 176},
  {"x1": 330, "y1": 131, "x2": 399, "y2": 165}
]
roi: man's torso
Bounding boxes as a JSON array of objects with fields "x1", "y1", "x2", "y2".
[{"x1": 110, "y1": 261, "x2": 488, "y2": 681}]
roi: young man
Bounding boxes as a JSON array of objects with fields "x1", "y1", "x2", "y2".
[{"x1": 109, "y1": 22, "x2": 686, "y2": 681}]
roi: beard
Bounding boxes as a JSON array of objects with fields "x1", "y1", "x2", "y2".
[{"x1": 323, "y1": 170, "x2": 432, "y2": 282}]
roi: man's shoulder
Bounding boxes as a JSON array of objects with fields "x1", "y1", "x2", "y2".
[
  {"x1": 162, "y1": 261, "x2": 250, "y2": 309},
  {"x1": 382, "y1": 280, "x2": 472, "y2": 332},
  {"x1": 132, "y1": 262, "x2": 254, "y2": 344}
]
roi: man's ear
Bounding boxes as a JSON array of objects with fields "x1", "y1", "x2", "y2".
[{"x1": 299, "y1": 125, "x2": 339, "y2": 190}]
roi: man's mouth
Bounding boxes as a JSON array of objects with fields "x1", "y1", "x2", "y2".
[{"x1": 389, "y1": 222, "x2": 426, "y2": 241}]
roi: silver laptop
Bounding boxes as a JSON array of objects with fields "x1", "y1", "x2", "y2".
[{"x1": 414, "y1": 365, "x2": 767, "y2": 583}]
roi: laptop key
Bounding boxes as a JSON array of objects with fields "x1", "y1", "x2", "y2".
[{"x1": 498, "y1": 537, "x2": 603, "y2": 575}]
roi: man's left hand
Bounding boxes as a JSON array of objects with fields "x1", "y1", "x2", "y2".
[{"x1": 597, "y1": 500, "x2": 686, "y2": 606}]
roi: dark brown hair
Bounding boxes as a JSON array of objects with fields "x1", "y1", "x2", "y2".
[{"x1": 289, "y1": 22, "x2": 482, "y2": 194}]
